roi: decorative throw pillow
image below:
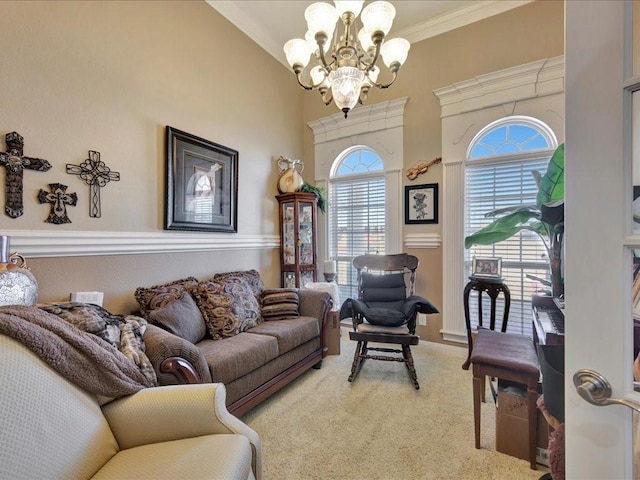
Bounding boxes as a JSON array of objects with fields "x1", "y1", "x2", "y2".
[
  {"x1": 134, "y1": 277, "x2": 199, "y2": 318},
  {"x1": 147, "y1": 292, "x2": 207, "y2": 344},
  {"x1": 261, "y1": 288, "x2": 299, "y2": 321},
  {"x1": 192, "y1": 280, "x2": 240, "y2": 340},
  {"x1": 212, "y1": 270, "x2": 264, "y2": 297},
  {"x1": 219, "y1": 276, "x2": 262, "y2": 331}
]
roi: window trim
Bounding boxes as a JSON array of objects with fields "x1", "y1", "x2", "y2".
[{"x1": 433, "y1": 56, "x2": 565, "y2": 344}]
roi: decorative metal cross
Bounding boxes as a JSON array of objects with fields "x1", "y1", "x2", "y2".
[
  {"x1": 66, "y1": 150, "x2": 120, "y2": 218},
  {"x1": 0, "y1": 132, "x2": 52, "y2": 218},
  {"x1": 37, "y1": 183, "x2": 77, "y2": 224}
]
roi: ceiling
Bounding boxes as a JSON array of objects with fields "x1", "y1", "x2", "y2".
[{"x1": 206, "y1": 0, "x2": 533, "y2": 68}]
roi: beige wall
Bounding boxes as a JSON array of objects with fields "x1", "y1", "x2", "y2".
[
  {"x1": 302, "y1": 0, "x2": 564, "y2": 343},
  {"x1": 0, "y1": 1, "x2": 302, "y2": 311},
  {"x1": 0, "y1": 1, "x2": 564, "y2": 335}
]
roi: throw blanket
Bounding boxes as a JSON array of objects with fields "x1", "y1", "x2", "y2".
[{"x1": 0, "y1": 304, "x2": 156, "y2": 398}]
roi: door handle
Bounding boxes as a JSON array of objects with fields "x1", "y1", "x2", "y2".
[{"x1": 573, "y1": 369, "x2": 640, "y2": 413}]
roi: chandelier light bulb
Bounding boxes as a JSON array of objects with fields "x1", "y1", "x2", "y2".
[
  {"x1": 329, "y1": 67, "x2": 365, "y2": 117},
  {"x1": 361, "y1": 1, "x2": 396, "y2": 36},
  {"x1": 357, "y1": 27, "x2": 374, "y2": 51},
  {"x1": 380, "y1": 37, "x2": 410, "y2": 68},
  {"x1": 334, "y1": 1, "x2": 365, "y2": 18},
  {"x1": 283, "y1": 39, "x2": 311, "y2": 70},
  {"x1": 305, "y1": 2, "x2": 338, "y2": 40}
]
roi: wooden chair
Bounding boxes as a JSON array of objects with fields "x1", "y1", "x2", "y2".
[
  {"x1": 462, "y1": 277, "x2": 540, "y2": 470},
  {"x1": 345, "y1": 253, "x2": 439, "y2": 389}
]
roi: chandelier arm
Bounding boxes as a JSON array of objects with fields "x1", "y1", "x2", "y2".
[
  {"x1": 362, "y1": 38, "x2": 383, "y2": 73},
  {"x1": 320, "y1": 90, "x2": 333, "y2": 106},
  {"x1": 366, "y1": 70, "x2": 399, "y2": 90},
  {"x1": 295, "y1": 73, "x2": 315, "y2": 91},
  {"x1": 316, "y1": 37, "x2": 335, "y2": 70}
]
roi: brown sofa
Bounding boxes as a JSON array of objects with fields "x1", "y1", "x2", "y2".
[{"x1": 136, "y1": 271, "x2": 332, "y2": 417}]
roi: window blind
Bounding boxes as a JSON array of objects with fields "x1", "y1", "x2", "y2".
[
  {"x1": 465, "y1": 154, "x2": 551, "y2": 336},
  {"x1": 329, "y1": 174, "x2": 385, "y2": 302}
]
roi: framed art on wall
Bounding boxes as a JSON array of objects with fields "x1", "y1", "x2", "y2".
[
  {"x1": 405, "y1": 183, "x2": 438, "y2": 224},
  {"x1": 165, "y1": 126, "x2": 238, "y2": 232}
]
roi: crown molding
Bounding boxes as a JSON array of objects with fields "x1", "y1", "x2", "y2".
[
  {"x1": 207, "y1": 1, "x2": 535, "y2": 69},
  {"x1": 395, "y1": 0, "x2": 534, "y2": 44},
  {"x1": 3, "y1": 230, "x2": 279, "y2": 258}
]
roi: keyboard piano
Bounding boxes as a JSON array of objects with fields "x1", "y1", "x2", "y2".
[{"x1": 532, "y1": 295, "x2": 565, "y2": 346}]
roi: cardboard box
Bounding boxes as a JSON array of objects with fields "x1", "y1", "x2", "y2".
[
  {"x1": 325, "y1": 311, "x2": 341, "y2": 355},
  {"x1": 495, "y1": 388, "x2": 549, "y2": 465}
]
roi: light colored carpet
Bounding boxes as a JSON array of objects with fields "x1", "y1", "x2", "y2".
[{"x1": 241, "y1": 332, "x2": 548, "y2": 480}]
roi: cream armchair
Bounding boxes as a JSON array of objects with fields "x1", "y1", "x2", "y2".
[{"x1": 0, "y1": 334, "x2": 262, "y2": 480}]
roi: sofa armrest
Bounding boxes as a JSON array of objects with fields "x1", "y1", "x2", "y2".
[
  {"x1": 298, "y1": 289, "x2": 332, "y2": 320},
  {"x1": 102, "y1": 383, "x2": 262, "y2": 480},
  {"x1": 143, "y1": 324, "x2": 212, "y2": 384}
]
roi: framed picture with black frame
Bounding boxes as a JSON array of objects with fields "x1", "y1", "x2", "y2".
[
  {"x1": 405, "y1": 183, "x2": 438, "y2": 224},
  {"x1": 165, "y1": 126, "x2": 238, "y2": 232}
]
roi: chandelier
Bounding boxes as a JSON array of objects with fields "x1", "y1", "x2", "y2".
[{"x1": 283, "y1": 1, "x2": 410, "y2": 118}]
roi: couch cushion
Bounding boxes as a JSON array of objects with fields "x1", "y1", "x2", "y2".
[
  {"x1": 198, "y1": 333, "x2": 279, "y2": 384},
  {"x1": 261, "y1": 288, "x2": 299, "y2": 321},
  {"x1": 219, "y1": 276, "x2": 262, "y2": 332},
  {"x1": 248, "y1": 316, "x2": 319, "y2": 355},
  {"x1": 92, "y1": 434, "x2": 252, "y2": 480},
  {"x1": 148, "y1": 292, "x2": 207, "y2": 345},
  {"x1": 135, "y1": 277, "x2": 199, "y2": 318},
  {"x1": 192, "y1": 281, "x2": 240, "y2": 340}
]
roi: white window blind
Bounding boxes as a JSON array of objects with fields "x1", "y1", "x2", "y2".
[
  {"x1": 329, "y1": 149, "x2": 385, "y2": 303},
  {"x1": 465, "y1": 119, "x2": 556, "y2": 337}
]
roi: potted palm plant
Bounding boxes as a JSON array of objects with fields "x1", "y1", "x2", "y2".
[{"x1": 464, "y1": 144, "x2": 565, "y2": 297}]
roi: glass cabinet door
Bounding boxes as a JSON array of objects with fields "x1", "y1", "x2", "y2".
[
  {"x1": 298, "y1": 202, "x2": 314, "y2": 265},
  {"x1": 277, "y1": 193, "x2": 318, "y2": 288}
]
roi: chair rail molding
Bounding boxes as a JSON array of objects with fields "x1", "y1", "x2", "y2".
[{"x1": 3, "y1": 230, "x2": 279, "y2": 258}]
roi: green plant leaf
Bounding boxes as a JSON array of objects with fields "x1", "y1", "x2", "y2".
[
  {"x1": 464, "y1": 210, "x2": 540, "y2": 248},
  {"x1": 536, "y1": 143, "x2": 564, "y2": 207}
]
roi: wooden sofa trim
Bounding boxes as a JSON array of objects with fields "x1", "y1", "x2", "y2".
[{"x1": 161, "y1": 357, "x2": 202, "y2": 384}]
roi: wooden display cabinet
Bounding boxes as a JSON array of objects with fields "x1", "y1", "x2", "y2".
[{"x1": 277, "y1": 192, "x2": 317, "y2": 288}]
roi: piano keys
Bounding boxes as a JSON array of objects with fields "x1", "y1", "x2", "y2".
[{"x1": 532, "y1": 295, "x2": 565, "y2": 346}]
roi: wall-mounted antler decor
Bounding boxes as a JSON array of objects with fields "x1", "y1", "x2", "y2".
[{"x1": 406, "y1": 157, "x2": 442, "y2": 181}]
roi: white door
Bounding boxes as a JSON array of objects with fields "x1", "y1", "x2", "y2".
[{"x1": 566, "y1": 2, "x2": 640, "y2": 478}]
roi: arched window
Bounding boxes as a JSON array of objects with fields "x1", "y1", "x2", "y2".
[
  {"x1": 329, "y1": 146, "x2": 385, "y2": 301},
  {"x1": 465, "y1": 116, "x2": 558, "y2": 336}
]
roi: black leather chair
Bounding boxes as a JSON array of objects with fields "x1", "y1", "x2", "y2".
[{"x1": 340, "y1": 253, "x2": 439, "y2": 389}]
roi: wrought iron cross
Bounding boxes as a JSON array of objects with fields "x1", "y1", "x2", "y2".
[
  {"x1": 66, "y1": 151, "x2": 120, "y2": 218},
  {"x1": 37, "y1": 183, "x2": 77, "y2": 224},
  {"x1": 0, "y1": 132, "x2": 52, "y2": 218}
]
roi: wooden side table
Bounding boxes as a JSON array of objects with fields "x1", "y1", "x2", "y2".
[{"x1": 462, "y1": 276, "x2": 511, "y2": 370}]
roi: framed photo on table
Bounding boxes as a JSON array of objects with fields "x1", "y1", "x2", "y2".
[
  {"x1": 405, "y1": 183, "x2": 438, "y2": 224},
  {"x1": 165, "y1": 126, "x2": 238, "y2": 232},
  {"x1": 471, "y1": 256, "x2": 503, "y2": 279}
]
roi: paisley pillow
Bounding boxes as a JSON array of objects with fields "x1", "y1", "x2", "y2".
[
  {"x1": 134, "y1": 277, "x2": 198, "y2": 318},
  {"x1": 192, "y1": 280, "x2": 240, "y2": 340},
  {"x1": 211, "y1": 270, "x2": 264, "y2": 298},
  {"x1": 218, "y1": 276, "x2": 262, "y2": 331}
]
